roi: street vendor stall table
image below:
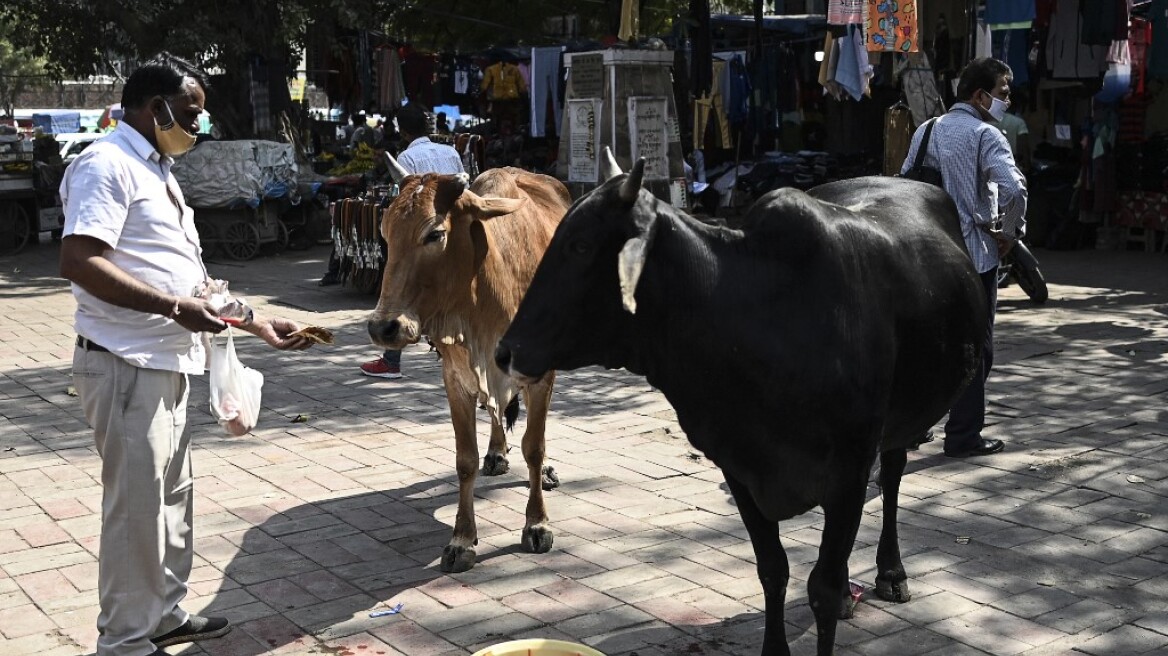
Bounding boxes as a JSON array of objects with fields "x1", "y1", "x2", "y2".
[{"x1": 0, "y1": 134, "x2": 65, "y2": 256}]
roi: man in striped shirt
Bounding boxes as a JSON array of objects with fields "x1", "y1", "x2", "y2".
[{"x1": 900, "y1": 57, "x2": 1027, "y2": 458}]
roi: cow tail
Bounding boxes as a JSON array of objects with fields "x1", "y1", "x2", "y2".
[{"x1": 504, "y1": 394, "x2": 520, "y2": 431}]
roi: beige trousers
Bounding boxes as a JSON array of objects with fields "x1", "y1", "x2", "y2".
[{"x1": 73, "y1": 346, "x2": 193, "y2": 656}]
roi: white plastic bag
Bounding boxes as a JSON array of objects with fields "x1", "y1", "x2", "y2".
[{"x1": 208, "y1": 327, "x2": 264, "y2": 436}]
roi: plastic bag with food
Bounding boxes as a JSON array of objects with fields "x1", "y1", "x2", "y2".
[{"x1": 208, "y1": 327, "x2": 264, "y2": 436}]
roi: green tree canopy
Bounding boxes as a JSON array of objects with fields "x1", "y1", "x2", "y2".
[{"x1": 0, "y1": 22, "x2": 51, "y2": 118}]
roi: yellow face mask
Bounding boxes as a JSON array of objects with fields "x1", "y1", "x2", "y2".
[{"x1": 154, "y1": 100, "x2": 197, "y2": 156}]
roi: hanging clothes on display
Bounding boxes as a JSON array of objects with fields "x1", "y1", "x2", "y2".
[
  {"x1": 482, "y1": 60, "x2": 527, "y2": 135},
  {"x1": 985, "y1": 0, "x2": 1036, "y2": 27},
  {"x1": 1045, "y1": 0, "x2": 1110, "y2": 78},
  {"x1": 992, "y1": 29, "x2": 1031, "y2": 85},
  {"x1": 619, "y1": 0, "x2": 640, "y2": 41},
  {"x1": 896, "y1": 52, "x2": 945, "y2": 127},
  {"x1": 693, "y1": 59, "x2": 733, "y2": 150},
  {"x1": 1081, "y1": 0, "x2": 1131, "y2": 47},
  {"x1": 402, "y1": 50, "x2": 438, "y2": 108},
  {"x1": 1151, "y1": 0, "x2": 1168, "y2": 81},
  {"x1": 865, "y1": 0, "x2": 919, "y2": 53},
  {"x1": 828, "y1": 0, "x2": 863, "y2": 25},
  {"x1": 1129, "y1": 16, "x2": 1152, "y2": 96},
  {"x1": 377, "y1": 47, "x2": 405, "y2": 111},
  {"x1": 883, "y1": 100, "x2": 914, "y2": 176},
  {"x1": 836, "y1": 24, "x2": 874, "y2": 100},
  {"x1": 689, "y1": 0, "x2": 713, "y2": 97},
  {"x1": 529, "y1": 47, "x2": 564, "y2": 138},
  {"x1": 724, "y1": 54, "x2": 752, "y2": 127},
  {"x1": 482, "y1": 61, "x2": 526, "y2": 101}
]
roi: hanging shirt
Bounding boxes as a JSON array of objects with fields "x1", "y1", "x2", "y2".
[
  {"x1": 1150, "y1": 0, "x2": 1168, "y2": 80},
  {"x1": 866, "y1": 0, "x2": 919, "y2": 52},
  {"x1": 481, "y1": 62, "x2": 526, "y2": 101},
  {"x1": 827, "y1": 0, "x2": 863, "y2": 26}
]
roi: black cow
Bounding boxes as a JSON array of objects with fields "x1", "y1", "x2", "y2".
[{"x1": 495, "y1": 150, "x2": 986, "y2": 656}]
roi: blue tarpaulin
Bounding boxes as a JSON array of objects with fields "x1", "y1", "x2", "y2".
[{"x1": 31, "y1": 111, "x2": 82, "y2": 135}]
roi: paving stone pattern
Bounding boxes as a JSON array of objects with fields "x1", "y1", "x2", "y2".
[{"x1": 1, "y1": 241, "x2": 1166, "y2": 656}]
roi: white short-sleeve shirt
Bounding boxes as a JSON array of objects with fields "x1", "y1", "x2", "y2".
[{"x1": 61, "y1": 122, "x2": 208, "y2": 374}]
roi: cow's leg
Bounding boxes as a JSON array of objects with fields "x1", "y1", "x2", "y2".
[
  {"x1": 439, "y1": 349, "x2": 480, "y2": 573},
  {"x1": 874, "y1": 447, "x2": 911, "y2": 603},
  {"x1": 482, "y1": 415, "x2": 510, "y2": 476},
  {"x1": 519, "y1": 373, "x2": 556, "y2": 553},
  {"x1": 808, "y1": 457, "x2": 869, "y2": 656},
  {"x1": 724, "y1": 473, "x2": 790, "y2": 656}
]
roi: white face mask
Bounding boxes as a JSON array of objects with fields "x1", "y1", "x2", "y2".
[{"x1": 984, "y1": 93, "x2": 1009, "y2": 122}]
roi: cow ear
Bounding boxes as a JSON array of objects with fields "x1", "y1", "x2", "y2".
[
  {"x1": 600, "y1": 146, "x2": 622, "y2": 181},
  {"x1": 463, "y1": 192, "x2": 528, "y2": 219},
  {"x1": 433, "y1": 173, "x2": 471, "y2": 215},
  {"x1": 617, "y1": 211, "x2": 657, "y2": 314}
]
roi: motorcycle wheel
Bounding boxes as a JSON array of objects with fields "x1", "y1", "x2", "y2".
[{"x1": 1013, "y1": 263, "x2": 1049, "y2": 305}]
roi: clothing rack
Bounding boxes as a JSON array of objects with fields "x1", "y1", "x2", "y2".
[{"x1": 330, "y1": 185, "x2": 398, "y2": 294}]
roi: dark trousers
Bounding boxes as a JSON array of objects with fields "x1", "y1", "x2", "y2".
[{"x1": 944, "y1": 268, "x2": 998, "y2": 453}]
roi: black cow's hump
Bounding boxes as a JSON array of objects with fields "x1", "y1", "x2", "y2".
[{"x1": 739, "y1": 187, "x2": 830, "y2": 238}]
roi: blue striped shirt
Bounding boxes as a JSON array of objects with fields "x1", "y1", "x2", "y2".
[{"x1": 900, "y1": 103, "x2": 1027, "y2": 273}]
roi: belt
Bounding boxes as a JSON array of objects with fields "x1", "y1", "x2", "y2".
[{"x1": 76, "y1": 336, "x2": 110, "y2": 353}]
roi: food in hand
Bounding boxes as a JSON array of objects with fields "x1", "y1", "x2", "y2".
[{"x1": 290, "y1": 326, "x2": 335, "y2": 345}]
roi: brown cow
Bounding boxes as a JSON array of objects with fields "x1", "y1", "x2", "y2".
[{"x1": 367, "y1": 157, "x2": 571, "y2": 572}]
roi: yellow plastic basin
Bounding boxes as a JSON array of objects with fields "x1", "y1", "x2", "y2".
[{"x1": 470, "y1": 639, "x2": 606, "y2": 656}]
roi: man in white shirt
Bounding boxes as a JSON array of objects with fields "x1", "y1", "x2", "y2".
[
  {"x1": 59, "y1": 53, "x2": 313, "y2": 656},
  {"x1": 359, "y1": 104, "x2": 465, "y2": 379}
]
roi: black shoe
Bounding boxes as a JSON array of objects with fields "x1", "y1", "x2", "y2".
[
  {"x1": 945, "y1": 438, "x2": 1005, "y2": 458},
  {"x1": 152, "y1": 615, "x2": 232, "y2": 648},
  {"x1": 319, "y1": 272, "x2": 340, "y2": 286}
]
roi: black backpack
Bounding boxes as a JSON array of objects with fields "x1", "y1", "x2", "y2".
[{"x1": 899, "y1": 119, "x2": 944, "y2": 188}]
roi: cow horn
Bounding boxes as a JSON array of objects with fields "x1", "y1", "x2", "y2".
[
  {"x1": 599, "y1": 146, "x2": 622, "y2": 181},
  {"x1": 384, "y1": 152, "x2": 410, "y2": 184},
  {"x1": 619, "y1": 158, "x2": 645, "y2": 205}
]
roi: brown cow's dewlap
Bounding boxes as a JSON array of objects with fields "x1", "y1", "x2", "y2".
[{"x1": 290, "y1": 326, "x2": 335, "y2": 345}]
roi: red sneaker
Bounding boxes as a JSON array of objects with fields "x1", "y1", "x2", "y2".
[{"x1": 360, "y1": 358, "x2": 402, "y2": 379}]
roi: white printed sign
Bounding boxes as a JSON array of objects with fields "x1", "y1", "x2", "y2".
[{"x1": 568, "y1": 99, "x2": 601, "y2": 183}]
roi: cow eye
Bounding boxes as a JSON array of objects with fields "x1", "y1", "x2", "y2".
[
  {"x1": 569, "y1": 239, "x2": 592, "y2": 255},
  {"x1": 423, "y1": 229, "x2": 446, "y2": 244}
]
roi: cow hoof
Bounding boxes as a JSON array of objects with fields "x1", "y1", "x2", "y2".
[
  {"x1": 875, "y1": 576, "x2": 912, "y2": 603},
  {"x1": 482, "y1": 452, "x2": 509, "y2": 476},
  {"x1": 541, "y1": 465, "x2": 560, "y2": 490},
  {"x1": 440, "y1": 545, "x2": 477, "y2": 573},
  {"x1": 839, "y1": 596, "x2": 857, "y2": 620},
  {"x1": 522, "y1": 525, "x2": 554, "y2": 553}
]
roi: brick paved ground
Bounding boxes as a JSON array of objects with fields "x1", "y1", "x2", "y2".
[{"x1": 1, "y1": 238, "x2": 1166, "y2": 656}]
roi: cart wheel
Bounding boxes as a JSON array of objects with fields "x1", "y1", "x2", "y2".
[
  {"x1": 274, "y1": 220, "x2": 290, "y2": 252},
  {"x1": 195, "y1": 220, "x2": 220, "y2": 259},
  {"x1": 222, "y1": 221, "x2": 261, "y2": 261},
  {"x1": 0, "y1": 202, "x2": 32, "y2": 256}
]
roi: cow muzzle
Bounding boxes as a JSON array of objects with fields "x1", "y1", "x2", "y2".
[
  {"x1": 366, "y1": 313, "x2": 421, "y2": 349},
  {"x1": 493, "y1": 340, "x2": 543, "y2": 384}
]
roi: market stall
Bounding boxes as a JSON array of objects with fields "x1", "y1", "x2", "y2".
[
  {"x1": 0, "y1": 132, "x2": 66, "y2": 256},
  {"x1": 171, "y1": 139, "x2": 330, "y2": 260}
]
